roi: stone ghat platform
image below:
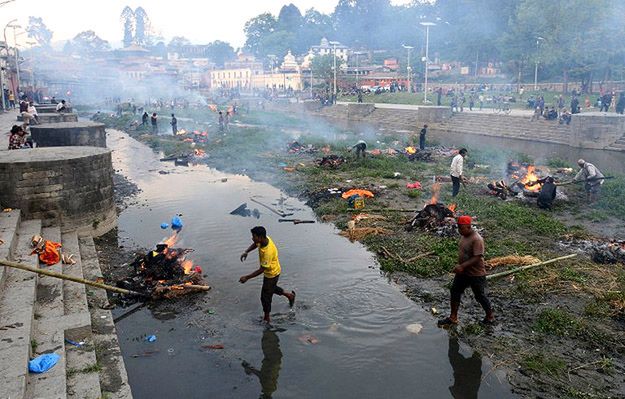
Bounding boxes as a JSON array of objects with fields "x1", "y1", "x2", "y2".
[
  {"x1": 36, "y1": 105, "x2": 73, "y2": 113},
  {"x1": 0, "y1": 147, "x2": 116, "y2": 236},
  {"x1": 17, "y1": 113, "x2": 78, "y2": 123},
  {"x1": 30, "y1": 121, "x2": 106, "y2": 148}
]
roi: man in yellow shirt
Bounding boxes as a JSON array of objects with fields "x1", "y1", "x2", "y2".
[{"x1": 240, "y1": 226, "x2": 296, "y2": 324}]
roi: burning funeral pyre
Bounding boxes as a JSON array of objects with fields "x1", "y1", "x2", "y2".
[
  {"x1": 117, "y1": 232, "x2": 210, "y2": 300},
  {"x1": 487, "y1": 162, "x2": 568, "y2": 201},
  {"x1": 406, "y1": 183, "x2": 460, "y2": 236}
]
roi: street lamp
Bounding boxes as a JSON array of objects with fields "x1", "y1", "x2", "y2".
[
  {"x1": 420, "y1": 22, "x2": 436, "y2": 104},
  {"x1": 402, "y1": 44, "x2": 413, "y2": 93},
  {"x1": 534, "y1": 36, "x2": 545, "y2": 91},
  {"x1": 329, "y1": 41, "x2": 340, "y2": 103}
]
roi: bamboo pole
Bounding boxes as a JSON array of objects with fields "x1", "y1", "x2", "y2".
[
  {"x1": 0, "y1": 259, "x2": 149, "y2": 297},
  {"x1": 485, "y1": 253, "x2": 577, "y2": 280},
  {"x1": 249, "y1": 198, "x2": 292, "y2": 217}
]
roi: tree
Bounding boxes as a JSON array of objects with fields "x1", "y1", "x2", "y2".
[
  {"x1": 311, "y1": 54, "x2": 336, "y2": 87},
  {"x1": 277, "y1": 4, "x2": 303, "y2": 32},
  {"x1": 205, "y1": 41, "x2": 235, "y2": 67},
  {"x1": 120, "y1": 6, "x2": 134, "y2": 47},
  {"x1": 64, "y1": 30, "x2": 110, "y2": 56},
  {"x1": 168, "y1": 36, "x2": 191, "y2": 50},
  {"x1": 244, "y1": 13, "x2": 277, "y2": 55},
  {"x1": 26, "y1": 16, "x2": 53, "y2": 47},
  {"x1": 297, "y1": 8, "x2": 334, "y2": 52},
  {"x1": 134, "y1": 7, "x2": 149, "y2": 45}
]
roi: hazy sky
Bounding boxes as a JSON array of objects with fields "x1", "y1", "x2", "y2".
[{"x1": 0, "y1": 0, "x2": 410, "y2": 48}]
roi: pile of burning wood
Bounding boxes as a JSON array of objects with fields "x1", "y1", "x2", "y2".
[
  {"x1": 406, "y1": 183, "x2": 460, "y2": 237},
  {"x1": 117, "y1": 232, "x2": 210, "y2": 300},
  {"x1": 287, "y1": 141, "x2": 318, "y2": 154},
  {"x1": 487, "y1": 162, "x2": 549, "y2": 199},
  {"x1": 315, "y1": 155, "x2": 346, "y2": 168},
  {"x1": 559, "y1": 238, "x2": 625, "y2": 264}
]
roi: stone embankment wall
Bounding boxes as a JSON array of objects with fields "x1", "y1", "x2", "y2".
[
  {"x1": 281, "y1": 101, "x2": 625, "y2": 151},
  {"x1": 18, "y1": 113, "x2": 78, "y2": 123},
  {"x1": 0, "y1": 147, "x2": 116, "y2": 236},
  {"x1": 30, "y1": 121, "x2": 106, "y2": 148}
]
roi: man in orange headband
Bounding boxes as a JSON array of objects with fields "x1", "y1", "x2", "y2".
[{"x1": 438, "y1": 215, "x2": 494, "y2": 327}]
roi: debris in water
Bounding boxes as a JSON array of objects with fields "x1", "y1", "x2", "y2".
[
  {"x1": 202, "y1": 344, "x2": 224, "y2": 350},
  {"x1": 146, "y1": 335, "x2": 157, "y2": 342},
  {"x1": 406, "y1": 323, "x2": 423, "y2": 335},
  {"x1": 298, "y1": 334, "x2": 319, "y2": 345}
]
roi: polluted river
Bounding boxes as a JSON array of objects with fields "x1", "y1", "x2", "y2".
[{"x1": 106, "y1": 129, "x2": 514, "y2": 398}]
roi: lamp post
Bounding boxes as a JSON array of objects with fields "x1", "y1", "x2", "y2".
[
  {"x1": 420, "y1": 22, "x2": 436, "y2": 103},
  {"x1": 402, "y1": 44, "x2": 413, "y2": 93},
  {"x1": 329, "y1": 41, "x2": 340, "y2": 103},
  {"x1": 9, "y1": 25, "x2": 23, "y2": 92},
  {"x1": 534, "y1": 36, "x2": 544, "y2": 91}
]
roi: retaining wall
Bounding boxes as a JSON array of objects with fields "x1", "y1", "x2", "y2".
[
  {"x1": 30, "y1": 121, "x2": 106, "y2": 148},
  {"x1": 0, "y1": 147, "x2": 116, "y2": 236},
  {"x1": 17, "y1": 113, "x2": 78, "y2": 123}
]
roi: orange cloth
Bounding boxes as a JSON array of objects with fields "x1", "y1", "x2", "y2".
[
  {"x1": 341, "y1": 189, "x2": 375, "y2": 199},
  {"x1": 32, "y1": 240, "x2": 62, "y2": 266}
]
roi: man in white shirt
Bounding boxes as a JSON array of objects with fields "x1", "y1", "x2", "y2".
[
  {"x1": 56, "y1": 100, "x2": 67, "y2": 113},
  {"x1": 450, "y1": 148, "x2": 467, "y2": 197},
  {"x1": 573, "y1": 159, "x2": 605, "y2": 204}
]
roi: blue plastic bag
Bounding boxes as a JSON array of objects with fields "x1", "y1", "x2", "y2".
[
  {"x1": 160, "y1": 223, "x2": 169, "y2": 229},
  {"x1": 29, "y1": 353, "x2": 60, "y2": 373},
  {"x1": 146, "y1": 335, "x2": 157, "y2": 342},
  {"x1": 171, "y1": 216, "x2": 183, "y2": 230}
]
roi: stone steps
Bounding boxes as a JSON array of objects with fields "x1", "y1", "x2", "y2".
[
  {"x1": 79, "y1": 236, "x2": 133, "y2": 399},
  {"x1": 61, "y1": 231, "x2": 102, "y2": 399},
  {"x1": 0, "y1": 209, "x2": 21, "y2": 285},
  {"x1": 26, "y1": 226, "x2": 67, "y2": 399},
  {"x1": 0, "y1": 219, "x2": 42, "y2": 399}
]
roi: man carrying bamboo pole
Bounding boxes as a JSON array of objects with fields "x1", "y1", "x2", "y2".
[
  {"x1": 573, "y1": 159, "x2": 605, "y2": 204},
  {"x1": 438, "y1": 216, "x2": 495, "y2": 327}
]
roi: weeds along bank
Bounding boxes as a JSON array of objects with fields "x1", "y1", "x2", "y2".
[{"x1": 96, "y1": 107, "x2": 625, "y2": 398}]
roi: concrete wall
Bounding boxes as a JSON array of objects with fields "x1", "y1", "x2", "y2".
[
  {"x1": 0, "y1": 147, "x2": 116, "y2": 236},
  {"x1": 36, "y1": 105, "x2": 73, "y2": 113},
  {"x1": 570, "y1": 114, "x2": 625, "y2": 149},
  {"x1": 18, "y1": 113, "x2": 78, "y2": 123},
  {"x1": 30, "y1": 121, "x2": 106, "y2": 148}
]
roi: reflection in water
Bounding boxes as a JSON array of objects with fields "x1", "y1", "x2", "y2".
[
  {"x1": 242, "y1": 330, "x2": 283, "y2": 398},
  {"x1": 448, "y1": 337, "x2": 482, "y2": 399}
]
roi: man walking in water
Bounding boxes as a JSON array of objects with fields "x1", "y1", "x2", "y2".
[
  {"x1": 438, "y1": 216, "x2": 494, "y2": 327},
  {"x1": 240, "y1": 226, "x2": 296, "y2": 324}
]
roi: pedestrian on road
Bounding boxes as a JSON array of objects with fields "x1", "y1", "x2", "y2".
[
  {"x1": 239, "y1": 226, "x2": 296, "y2": 324},
  {"x1": 438, "y1": 215, "x2": 494, "y2": 327},
  {"x1": 150, "y1": 112, "x2": 158, "y2": 134},
  {"x1": 450, "y1": 148, "x2": 467, "y2": 197},
  {"x1": 419, "y1": 124, "x2": 428, "y2": 150},
  {"x1": 170, "y1": 113, "x2": 177, "y2": 135}
]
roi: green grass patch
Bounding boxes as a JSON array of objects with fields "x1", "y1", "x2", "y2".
[
  {"x1": 521, "y1": 352, "x2": 566, "y2": 376},
  {"x1": 534, "y1": 308, "x2": 583, "y2": 337}
]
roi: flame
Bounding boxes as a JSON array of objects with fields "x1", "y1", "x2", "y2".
[
  {"x1": 181, "y1": 259, "x2": 193, "y2": 274},
  {"x1": 405, "y1": 146, "x2": 417, "y2": 155},
  {"x1": 430, "y1": 183, "x2": 441, "y2": 204},
  {"x1": 448, "y1": 203, "x2": 457, "y2": 212},
  {"x1": 175, "y1": 129, "x2": 187, "y2": 135},
  {"x1": 163, "y1": 232, "x2": 178, "y2": 248},
  {"x1": 520, "y1": 165, "x2": 541, "y2": 192},
  {"x1": 194, "y1": 149, "x2": 206, "y2": 157}
]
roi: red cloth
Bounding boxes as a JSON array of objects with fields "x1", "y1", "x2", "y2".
[
  {"x1": 457, "y1": 215, "x2": 472, "y2": 225},
  {"x1": 32, "y1": 240, "x2": 62, "y2": 266}
]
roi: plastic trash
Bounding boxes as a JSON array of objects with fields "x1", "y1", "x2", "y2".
[
  {"x1": 146, "y1": 335, "x2": 157, "y2": 342},
  {"x1": 160, "y1": 223, "x2": 169, "y2": 229},
  {"x1": 171, "y1": 216, "x2": 183, "y2": 230},
  {"x1": 406, "y1": 182, "x2": 422, "y2": 189},
  {"x1": 28, "y1": 353, "x2": 60, "y2": 373},
  {"x1": 406, "y1": 323, "x2": 423, "y2": 335},
  {"x1": 64, "y1": 339, "x2": 84, "y2": 347}
]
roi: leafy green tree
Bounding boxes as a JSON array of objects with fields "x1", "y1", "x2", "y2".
[
  {"x1": 26, "y1": 16, "x2": 53, "y2": 47},
  {"x1": 64, "y1": 30, "x2": 110, "y2": 56},
  {"x1": 244, "y1": 13, "x2": 277, "y2": 56},
  {"x1": 205, "y1": 40, "x2": 236, "y2": 67},
  {"x1": 312, "y1": 54, "x2": 336, "y2": 87},
  {"x1": 120, "y1": 6, "x2": 134, "y2": 47}
]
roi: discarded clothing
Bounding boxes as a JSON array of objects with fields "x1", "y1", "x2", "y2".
[
  {"x1": 32, "y1": 240, "x2": 62, "y2": 266},
  {"x1": 341, "y1": 189, "x2": 374, "y2": 199},
  {"x1": 406, "y1": 182, "x2": 422, "y2": 189},
  {"x1": 29, "y1": 353, "x2": 60, "y2": 373}
]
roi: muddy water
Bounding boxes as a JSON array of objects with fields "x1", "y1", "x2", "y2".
[{"x1": 107, "y1": 130, "x2": 514, "y2": 398}]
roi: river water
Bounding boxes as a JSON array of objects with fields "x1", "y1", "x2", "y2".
[{"x1": 107, "y1": 129, "x2": 514, "y2": 398}]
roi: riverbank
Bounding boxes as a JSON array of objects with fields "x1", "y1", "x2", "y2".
[{"x1": 98, "y1": 107, "x2": 625, "y2": 398}]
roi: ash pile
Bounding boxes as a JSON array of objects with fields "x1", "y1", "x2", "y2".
[{"x1": 559, "y1": 238, "x2": 625, "y2": 264}]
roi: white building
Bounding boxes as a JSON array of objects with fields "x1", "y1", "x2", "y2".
[{"x1": 310, "y1": 38, "x2": 350, "y2": 62}]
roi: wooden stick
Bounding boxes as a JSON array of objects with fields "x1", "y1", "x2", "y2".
[
  {"x1": 485, "y1": 254, "x2": 577, "y2": 280},
  {"x1": 0, "y1": 259, "x2": 149, "y2": 297},
  {"x1": 405, "y1": 251, "x2": 436, "y2": 263},
  {"x1": 249, "y1": 197, "x2": 293, "y2": 217}
]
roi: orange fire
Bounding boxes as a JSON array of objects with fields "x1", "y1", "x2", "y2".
[
  {"x1": 430, "y1": 183, "x2": 441, "y2": 204},
  {"x1": 520, "y1": 165, "x2": 541, "y2": 192},
  {"x1": 405, "y1": 146, "x2": 417, "y2": 155},
  {"x1": 159, "y1": 233, "x2": 198, "y2": 275},
  {"x1": 448, "y1": 203, "x2": 457, "y2": 212}
]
